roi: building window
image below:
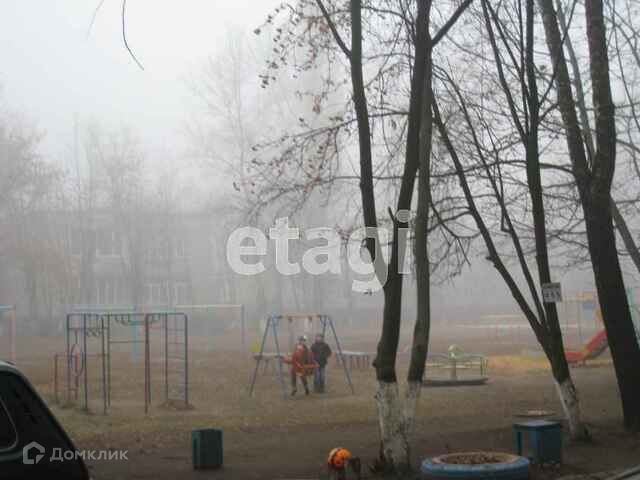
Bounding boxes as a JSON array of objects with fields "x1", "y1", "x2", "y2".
[
  {"x1": 96, "y1": 229, "x2": 121, "y2": 256},
  {"x1": 70, "y1": 228, "x2": 96, "y2": 256},
  {"x1": 175, "y1": 237, "x2": 187, "y2": 259},
  {"x1": 147, "y1": 238, "x2": 169, "y2": 262},
  {"x1": 143, "y1": 281, "x2": 188, "y2": 306},
  {"x1": 145, "y1": 282, "x2": 169, "y2": 306},
  {"x1": 155, "y1": 283, "x2": 169, "y2": 305},
  {"x1": 144, "y1": 283, "x2": 152, "y2": 305},
  {"x1": 174, "y1": 282, "x2": 188, "y2": 305},
  {"x1": 95, "y1": 278, "x2": 120, "y2": 305},
  {"x1": 70, "y1": 228, "x2": 82, "y2": 256}
]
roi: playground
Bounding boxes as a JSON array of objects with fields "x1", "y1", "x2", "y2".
[
  {"x1": 5, "y1": 302, "x2": 639, "y2": 480},
  {"x1": 1, "y1": 291, "x2": 638, "y2": 479}
]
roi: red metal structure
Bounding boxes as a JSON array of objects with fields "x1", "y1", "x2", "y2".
[{"x1": 565, "y1": 329, "x2": 608, "y2": 365}]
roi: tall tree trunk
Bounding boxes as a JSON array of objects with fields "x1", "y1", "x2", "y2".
[
  {"x1": 553, "y1": 366, "x2": 582, "y2": 437},
  {"x1": 585, "y1": 200, "x2": 640, "y2": 430},
  {"x1": 610, "y1": 196, "x2": 640, "y2": 275},
  {"x1": 538, "y1": 0, "x2": 640, "y2": 431},
  {"x1": 583, "y1": 0, "x2": 640, "y2": 432},
  {"x1": 405, "y1": 12, "x2": 433, "y2": 451},
  {"x1": 375, "y1": 241, "x2": 406, "y2": 467},
  {"x1": 373, "y1": 0, "x2": 432, "y2": 469},
  {"x1": 557, "y1": 0, "x2": 640, "y2": 276},
  {"x1": 523, "y1": 0, "x2": 587, "y2": 439},
  {"x1": 315, "y1": 0, "x2": 452, "y2": 468},
  {"x1": 346, "y1": 0, "x2": 378, "y2": 262}
]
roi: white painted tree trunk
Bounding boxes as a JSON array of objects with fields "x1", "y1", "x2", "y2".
[
  {"x1": 554, "y1": 377, "x2": 587, "y2": 439},
  {"x1": 404, "y1": 381, "x2": 422, "y2": 439},
  {"x1": 375, "y1": 381, "x2": 410, "y2": 469}
]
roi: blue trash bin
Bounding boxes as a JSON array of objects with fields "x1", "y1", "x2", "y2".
[{"x1": 513, "y1": 420, "x2": 562, "y2": 465}]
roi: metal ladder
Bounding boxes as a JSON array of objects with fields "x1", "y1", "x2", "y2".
[{"x1": 164, "y1": 313, "x2": 188, "y2": 407}]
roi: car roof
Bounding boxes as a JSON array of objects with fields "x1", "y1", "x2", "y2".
[{"x1": 0, "y1": 361, "x2": 22, "y2": 376}]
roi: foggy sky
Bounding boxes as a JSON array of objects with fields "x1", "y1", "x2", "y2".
[
  {"x1": 0, "y1": 1, "x2": 280, "y2": 159},
  {"x1": 1, "y1": 2, "x2": 635, "y2": 316}
]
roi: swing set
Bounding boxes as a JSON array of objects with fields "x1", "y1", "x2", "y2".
[{"x1": 249, "y1": 314, "x2": 355, "y2": 398}]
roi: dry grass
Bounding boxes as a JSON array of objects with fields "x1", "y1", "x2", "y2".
[
  {"x1": 12, "y1": 335, "x2": 619, "y2": 453},
  {"x1": 489, "y1": 355, "x2": 551, "y2": 374}
]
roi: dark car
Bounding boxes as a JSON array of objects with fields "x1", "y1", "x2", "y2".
[{"x1": 0, "y1": 360, "x2": 89, "y2": 479}]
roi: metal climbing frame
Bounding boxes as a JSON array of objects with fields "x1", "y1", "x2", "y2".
[
  {"x1": 249, "y1": 314, "x2": 355, "y2": 398},
  {"x1": 164, "y1": 312, "x2": 189, "y2": 408},
  {"x1": 65, "y1": 311, "x2": 189, "y2": 414},
  {"x1": 176, "y1": 304, "x2": 246, "y2": 352}
]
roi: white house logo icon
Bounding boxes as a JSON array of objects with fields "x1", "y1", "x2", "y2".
[{"x1": 22, "y1": 441, "x2": 45, "y2": 465}]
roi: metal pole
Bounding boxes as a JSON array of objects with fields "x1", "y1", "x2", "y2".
[
  {"x1": 184, "y1": 313, "x2": 189, "y2": 408},
  {"x1": 10, "y1": 308, "x2": 16, "y2": 365},
  {"x1": 149, "y1": 314, "x2": 153, "y2": 406},
  {"x1": 327, "y1": 315, "x2": 355, "y2": 394},
  {"x1": 107, "y1": 316, "x2": 111, "y2": 407},
  {"x1": 207, "y1": 307, "x2": 211, "y2": 346},
  {"x1": 66, "y1": 314, "x2": 70, "y2": 403},
  {"x1": 101, "y1": 316, "x2": 107, "y2": 415},
  {"x1": 133, "y1": 307, "x2": 140, "y2": 363},
  {"x1": 249, "y1": 316, "x2": 272, "y2": 396},
  {"x1": 577, "y1": 299, "x2": 584, "y2": 344},
  {"x1": 164, "y1": 313, "x2": 168, "y2": 404},
  {"x1": 271, "y1": 317, "x2": 288, "y2": 399},
  {"x1": 83, "y1": 314, "x2": 88, "y2": 411},
  {"x1": 241, "y1": 304, "x2": 246, "y2": 353},
  {"x1": 74, "y1": 330, "x2": 79, "y2": 402},
  {"x1": 144, "y1": 314, "x2": 150, "y2": 414}
]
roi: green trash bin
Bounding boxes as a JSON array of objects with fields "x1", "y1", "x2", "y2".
[{"x1": 192, "y1": 429, "x2": 223, "y2": 469}]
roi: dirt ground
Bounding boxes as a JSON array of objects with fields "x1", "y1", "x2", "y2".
[{"x1": 12, "y1": 327, "x2": 640, "y2": 479}]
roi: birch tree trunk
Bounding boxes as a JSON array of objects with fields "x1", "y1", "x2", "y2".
[
  {"x1": 373, "y1": 0, "x2": 433, "y2": 470},
  {"x1": 375, "y1": 382, "x2": 410, "y2": 468},
  {"x1": 554, "y1": 377, "x2": 583, "y2": 438}
]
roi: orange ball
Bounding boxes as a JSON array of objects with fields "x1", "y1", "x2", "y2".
[{"x1": 327, "y1": 448, "x2": 352, "y2": 469}]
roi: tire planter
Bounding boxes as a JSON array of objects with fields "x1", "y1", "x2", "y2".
[{"x1": 421, "y1": 452, "x2": 530, "y2": 479}]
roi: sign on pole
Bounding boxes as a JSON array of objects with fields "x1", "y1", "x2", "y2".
[{"x1": 542, "y1": 282, "x2": 562, "y2": 303}]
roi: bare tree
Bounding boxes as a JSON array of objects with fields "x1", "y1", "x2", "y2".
[
  {"x1": 0, "y1": 115, "x2": 73, "y2": 332},
  {"x1": 537, "y1": 0, "x2": 640, "y2": 431},
  {"x1": 558, "y1": 0, "x2": 640, "y2": 276},
  {"x1": 85, "y1": 124, "x2": 148, "y2": 308},
  {"x1": 250, "y1": 0, "x2": 472, "y2": 469},
  {"x1": 422, "y1": 0, "x2": 589, "y2": 439}
]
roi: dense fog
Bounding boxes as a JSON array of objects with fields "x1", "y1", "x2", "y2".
[{"x1": 0, "y1": 1, "x2": 638, "y2": 343}]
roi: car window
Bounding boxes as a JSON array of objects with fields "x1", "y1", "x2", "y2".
[{"x1": 0, "y1": 398, "x2": 17, "y2": 451}]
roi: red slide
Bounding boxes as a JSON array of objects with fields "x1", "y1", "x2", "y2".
[{"x1": 565, "y1": 329, "x2": 608, "y2": 364}]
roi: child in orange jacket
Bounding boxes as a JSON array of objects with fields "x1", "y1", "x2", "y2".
[{"x1": 286, "y1": 335, "x2": 317, "y2": 396}]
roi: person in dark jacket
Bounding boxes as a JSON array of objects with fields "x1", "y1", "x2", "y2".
[{"x1": 311, "y1": 334, "x2": 332, "y2": 393}]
